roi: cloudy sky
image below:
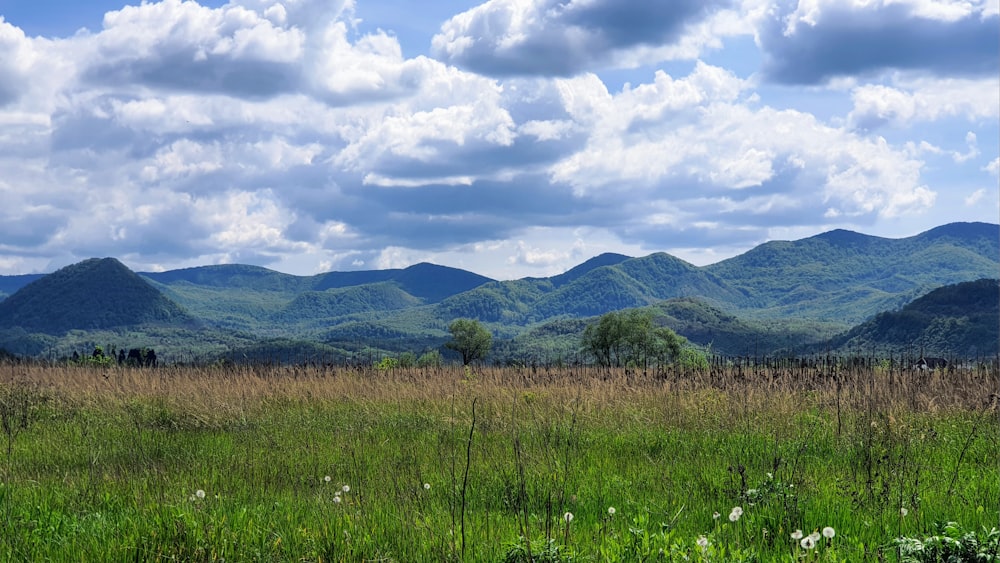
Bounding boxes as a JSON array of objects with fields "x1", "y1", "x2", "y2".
[{"x1": 0, "y1": 0, "x2": 997, "y2": 279}]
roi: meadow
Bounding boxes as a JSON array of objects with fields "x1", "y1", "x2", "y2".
[{"x1": 0, "y1": 361, "x2": 997, "y2": 561}]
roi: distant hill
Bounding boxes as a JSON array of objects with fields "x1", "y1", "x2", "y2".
[
  {"x1": 324, "y1": 262, "x2": 493, "y2": 303},
  {"x1": 702, "y1": 221, "x2": 999, "y2": 322},
  {"x1": 0, "y1": 222, "x2": 996, "y2": 362},
  {"x1": 0, "y1": 258, "x2": 195, "y2": 335},
  {"x1": 825, "y1": 279, "x2": 999, "y2": 357},
  {"x1": 142, "y1": 262, "x2": 493, "y2": 331},
  {"x1": 142, "y1": 264, "x2": 310, "y2": 292},
  {"x1": 0, "y1": 274, "x2": 44, "y2": 301}
]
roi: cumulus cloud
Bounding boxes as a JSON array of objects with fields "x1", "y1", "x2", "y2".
[
  {"x1": 432, "y1": 0, "x2": 731, "y2": 76},
  {"x1": 760, "y1": 0, "x2": 999, "y2": 84},
  {"x1": 848, "y1": 75, "x2": 1000, "y2": 129},
  {"x1": 551, "y1": 63, "x2": 936, "y2": 231},
  {"x1": 0, "y1": 0, "x2": 991, "y2": 279}
]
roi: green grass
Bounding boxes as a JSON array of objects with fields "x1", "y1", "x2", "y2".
[{"x1": 0, "y1": 364, "x2": 997, "y2": 561}]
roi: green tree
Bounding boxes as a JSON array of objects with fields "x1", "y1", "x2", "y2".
[
  {"x1": 581, "y1": 309, "x2": 683, "y2": 368},
  {"x1": 445, "y1": 319, "x2": 493, "y2": 365}
]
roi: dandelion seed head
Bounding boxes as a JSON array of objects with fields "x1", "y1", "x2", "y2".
[
  {"x1": 791, "y1": 529, "x2": 803, "y2": 540},
  {"x1": 801, "y1": 536, "x2": 816, "y2": 549},
  {"x1": 822, "y1": 526, "x2": 835, "y2": 539},
  {"x1": 333, "y1": 495, "x2": 341, "y2": 503},
  {"x1": 324, "y1": 475, "x2": 331, "y2": 483},
  {"x1": 342, "y1": 485, "x2": 350, "y2": 493},
  {"x1": 195, "y1": 489, "x2": 206, "y2": 499},
  {"x1": 713, "y1": 511, "x2": 720, "y2": 520},
  {"x1": 900, "y1": 507, "x2": 908, "y2": 517},
  {"x1": 728, "y1": 506, "x2": 743, "y2": 522},
  {"x1": 809, "y1": 531, "x2": 821, "y2": 543},
  {"x1": 608, "y1": 506, "x2": 616, "y2": 516},
  {"x1": 424, "y1": 483, "x2": 431, "y2": 490},
  {"x1": 564, "y1": 512, "x2": 574, "y2": 523},
  {"x1": 696, "y1": 535, "x2": 709, "y2": 548}
]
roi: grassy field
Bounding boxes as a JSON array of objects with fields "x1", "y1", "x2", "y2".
[{"x1": 0, "y1": 361, "x2": 997, "y2": 561}]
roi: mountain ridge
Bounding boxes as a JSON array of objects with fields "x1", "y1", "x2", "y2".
[{"x1": 0, "y1": 222, "x2": 996, "y2": 360}]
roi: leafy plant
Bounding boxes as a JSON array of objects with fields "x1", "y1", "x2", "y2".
[{"x1": 896, "y1": 521, "x2": 1000, "y2": 562}]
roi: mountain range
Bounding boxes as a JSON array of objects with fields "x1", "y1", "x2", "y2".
[{"x1": 0, "y1": 222, "x2": 997, "y2": 362}]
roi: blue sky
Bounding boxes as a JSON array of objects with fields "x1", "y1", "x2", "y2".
[{"x1": 0, "y1": 0, "x2": 997, "y2": 279}]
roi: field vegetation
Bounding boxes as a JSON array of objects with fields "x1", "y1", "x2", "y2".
[{"x1": 0, "y1": 360, "x2": 997, "y2": 561}]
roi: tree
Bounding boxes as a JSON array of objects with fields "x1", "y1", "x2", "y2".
[
  {"x1": 581, "y1": 309, "x2": 683, "y2": 368},
  {"x1": 446, "y1": 319, "x2": 493, "y2": 365}
]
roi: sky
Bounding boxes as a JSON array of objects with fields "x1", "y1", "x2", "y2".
[{"x1": 0, "y1": 0, "x2": 997, "y2": 280}]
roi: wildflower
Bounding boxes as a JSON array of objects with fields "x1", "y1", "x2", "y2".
[
  {"x1": 424, "y1": 483, "x2": 431, "y2": 490},
  {"x1": 188, "y1": 494, "x2": 197, "y2": 502},
  {"x1": 564, "y1": 512, "x2": 574, "y2": 523},
  {"x1": 900, "y1": 507, "x2": 908, "y2": 517},
  {"x1": 801, "y1": 536, "x2": 816, "y2": 549},
  {"x1": 342, "y1": 485, "x2": 350, "y2": 493},
  {"x1": 608, "y1": 506, "x2": 616, "y2": 516},
  {"x1": 791, "y1": 529, "x2": 803, "y2": 540},
  {"x1": 729, "y1": 506, "x2": 743, "y2": 522},
  {"x1": 324, "y1": 475, "x2": 331, "y2": 483},
  {"x1": 822, "y1": 527, "x2": 835, "y2": 539},
  {"x1": 332, "y1": 495, "x2": 342, "y2": 504},
  {"x1": 195, "y1": 489, "x2": 206, "y2": 500},
  {"x1": 713, "y1": 511, "x2": 720, "y2": 520},
  {"x1": 697, "y1": 536, "x2": 709, "y2": 549}
]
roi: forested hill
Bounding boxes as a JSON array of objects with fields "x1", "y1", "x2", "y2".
[
  {"x1": 823, "y1": 278, "x2": 1000, "y2": 357},
  {"x1": 0, "y1": 222, "x2": 996, "y2": 359},
  {"x1": 0, "y1": 258, "x2": 196, "y2": 335},
  {"x1": 701, "y1": 221, "x2": 998, "y2": 322}
]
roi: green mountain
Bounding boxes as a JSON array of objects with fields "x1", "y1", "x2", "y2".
[
  {"x1": 0, "y1": 222, "x2": 996, "y2": 362},
  {"x1": 825, "y1": 278, "x2": 1000, "y2": 357},
  {"x1": 0, "y1": 258, "x2": 196, "y2": 336},
  {"x1": 702, "y1": 221, "x2": 998, "y2": 322},
  {"x1": 276, "y1": 283, "x2": 424, "y2": 327},
  {"x1": 142, "y1": 262, "x2": 493, "y2": 332}
]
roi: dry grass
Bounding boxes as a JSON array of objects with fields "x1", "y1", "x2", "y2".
[{"x1": 4, "y1": 360, "x2": 996, "y2": 428}]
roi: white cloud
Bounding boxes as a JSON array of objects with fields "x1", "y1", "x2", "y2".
[
  {"x1": 849, "y1": 76, "x2": 1000, "y2": 128},
  {"x1": 0, "y1": 0, "x2": 992, "y2": 279},
  {"x1": 964, "y1": 188, "x2": 987, "y2": 206},
  {"x1": 552, "y1": 63, "x2": 935, "y2": 219}
]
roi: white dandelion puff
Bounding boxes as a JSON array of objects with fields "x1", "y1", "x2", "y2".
[
  {"x1": 332, "y1": 495, "x2": 342, "y2": 504},
  {"x1": 791, "y1": 529, "x2": 803, "y2": 540},
  {"x1": 608, "y1": 506, "x2": 616, "y2": 516},
  {"x1": 713, "y1": 511, "x2": 721, "y2": 520},
  {"x1": 324, "y1": 475, "x2": 331, "y2": 483},
  {"x1": 696, "y1": 535, "x2": 709, "y2": 549},
  {"x1": 564, "y1": 512, "x2": 574, "y2": 523},
  {"x1": 801, "y1": 536, "x2": 816, "y2": 549},
  {"x1": 195, "y1": 489, "x2": 206, "y2": 499},
  {"x1": 729, "y1": 506, "x2": 743, "y2": 522},
  {"x1": 900, "y1": 507, "x2": 908, "y2": 517},
  {"x1": 823, "y1": 526, "x2": 835, "y2": 539},
  {"x1": 424, "y1": 483, "x2": 431, "y2": 490},
  {"x1": 342, "y1": 485, "x2": 350, "y2": 493}
]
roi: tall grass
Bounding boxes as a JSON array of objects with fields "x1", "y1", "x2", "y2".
[{"x1": 0, "y1": 360, "x2": 996, "y2": 561}]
